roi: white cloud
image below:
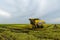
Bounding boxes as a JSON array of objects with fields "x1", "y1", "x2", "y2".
[
  {"x1": 0, "y1": 0, "x2": 60, "y2": 23},
  {"x1": 40, "y1": 0, "x2": 47, "y2": 11},
  {"x1": 5, "y1": 0, "x2": 15, "y2": 5},
  {"x1": 0, "y1": 9, "x2": 11, "y2": 18},
  {"x1": 47, "y1": 18, "x2": 60, "y2": 23},
  {"x1": 32, "y1": 0, "x2": 48, "y2": 18}
]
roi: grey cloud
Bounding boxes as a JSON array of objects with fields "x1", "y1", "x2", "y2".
[{"x1": 0, "y1": 0, "x2": 60, "y2": 23}]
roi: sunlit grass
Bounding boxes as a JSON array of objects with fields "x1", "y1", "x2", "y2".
[{"x1": 0, "y1": 24, "x2": 60, "y2": 40}]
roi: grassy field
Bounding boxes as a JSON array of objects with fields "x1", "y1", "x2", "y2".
[{"x1": 0, "y1": 24, "x2": 60, "y2": 40}]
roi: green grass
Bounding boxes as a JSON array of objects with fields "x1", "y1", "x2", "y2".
[{"x1": 0, "y1": 24, "x2": 60, "y2": 40}]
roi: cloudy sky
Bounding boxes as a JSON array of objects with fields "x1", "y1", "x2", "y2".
[{"x1": 0, "y1": 0, "x2": 60, "y2": 24}]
